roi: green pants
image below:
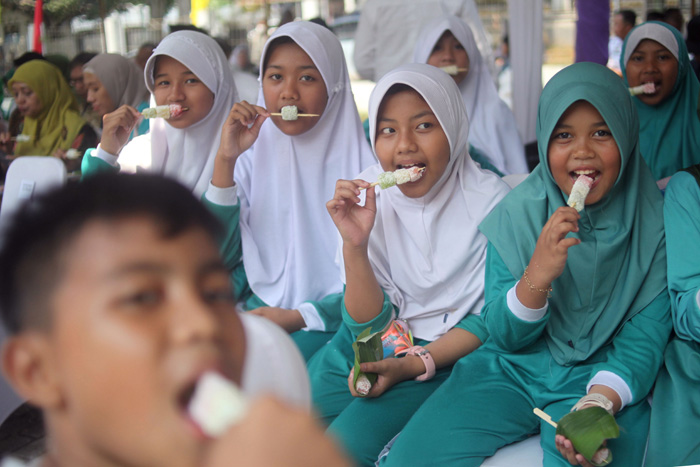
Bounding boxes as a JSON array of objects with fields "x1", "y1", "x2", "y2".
[
  {"x1": 290, "y1": 329, "x2": 335, "y2": 362},
  {"x1": 308, "y1": 325, "x2": 451, "y2": 466},
  {"x1": 646, "y1": 338, "x2": 700, "y2": 467},
  {"x1": 381, "y1": 340, "x2": 651, "y2": 467}
]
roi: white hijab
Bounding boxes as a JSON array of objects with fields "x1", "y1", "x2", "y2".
[
  {"x1": 83, "y1": 53, "x2": 150, "y2": 109},
  {"x1": 413, "y1": 15, "x2": 527, "y2": 175},
  {"x1": 118, "y1": 31, "x2": 238, "y2": 197},
  {"x1": 234, "y1": 22, "x2": 375, "y2": 309},
  {"x1": 351, "y1": 64, "x2": 510, "y2": 342}
]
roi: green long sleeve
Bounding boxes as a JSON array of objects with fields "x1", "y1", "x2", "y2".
[
  {"x1": 80, "y1": 148, "x2": 119, "y2": 178},
  {"x1": 341, "y1": 289, "x2": 397, "y2": 339},
  {"x1": 481, "y1": 242, "x2": 549, "y2": 351},
  {"x1": 664, "y1": 171, "x2": 700, "y2": 342}
]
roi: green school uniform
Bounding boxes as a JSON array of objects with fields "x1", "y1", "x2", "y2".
[
  {"x1": 621, "y1": 22, "x2": 700, "y2": 180},
  {"x1": 381, "y1": 62, "x2": 672, "y2": 466},
  {"x1": 308, "y1": 290, "x2": 488, "y2": 466},
  {"x1": 309, "y1": 63, "x2": 508, "y2": 466},
  {"x1": 646, "y1": 169, "x2": 700, "y2": 467}
]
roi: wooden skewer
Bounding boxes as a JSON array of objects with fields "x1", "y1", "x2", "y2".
[
  {"x1": 10, "y1": 136, "x2": 30, "y2": 142},
  {"x1": 533, "y1": 408, "x2": 558, "y2": 428},
  {"x1": 270, "y1": 113, "x2": 319, "y2": 117}
]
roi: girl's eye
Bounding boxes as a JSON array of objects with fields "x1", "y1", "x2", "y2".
[
  {"x1": 658, "y1": 53, "x2": 672, "y2": 61},
  {"x1": 593, "y1": 129, "x2": 612, "y2": 137},
  {"x1": 156, "y1": 80, "x2": 169, "y2": 87},
  {"x1": 185, "y1": 78, "x2": 200, "y2": 84},
  {"x1": 417, "y1": 122, "x2": 433, "y2": 130},
  {"x1": 380, "y1": 127, "x2": 395, "y2": 135},
  {"x1": 630, "y1": 54, "x2": 644, "y2": 62},
  {"x1": 554, "y1": 131, "x2": 572, "y2": 140},
  {"x1": 300, "y1": 75, "x2": 315, "y2": 82},
  {"x1": 267, "y1": 73, "x2": 282, "y2": 81},
  {"x1": 455, "y1": 43, "x2": 465, "y2": 51}
]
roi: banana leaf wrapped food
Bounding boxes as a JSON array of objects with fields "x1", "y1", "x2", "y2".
[
  {"x1": 556, "y1": 407, "x2": 620, "y2": 466},
  {"x1": 351, "y1": 328, "x2": 384, "y2": 396}
]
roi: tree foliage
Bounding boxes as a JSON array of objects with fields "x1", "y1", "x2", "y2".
[{"x1": 2, "y1": 0, "x2": 174, "y2": 25}]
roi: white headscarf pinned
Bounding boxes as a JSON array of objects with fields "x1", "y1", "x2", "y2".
[
  {"x1": 414, "y1": 15, "x2": 527, "y2": 175},
  {"x1": 118, "y1": 31, "x2": 239, "y2": 197},
  {"x1": 352, "y1": 63, "x2": 510, "y2": 341},
  {"x1": 234, "y1": 21, "x2": 375, "y2": 309}
]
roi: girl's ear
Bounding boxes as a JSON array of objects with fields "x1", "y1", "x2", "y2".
[{"x1": 1, "y1": 333, "x2": 64, "y2": 409}]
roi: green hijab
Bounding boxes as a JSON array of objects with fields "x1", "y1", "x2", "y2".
[
  {"x1": 479, "y1": 62, "x2": 666, "y2": 366},
  {"x1": 8, "y1": 60, "x2": 85, "y2": 156},
  {"x1": 621, "y1": 21, "x2": 700, "y2": 180}
]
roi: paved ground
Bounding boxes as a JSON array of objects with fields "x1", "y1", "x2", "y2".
[{"x1": 0, "y1": 404, "x2": 45, "y2": 462}]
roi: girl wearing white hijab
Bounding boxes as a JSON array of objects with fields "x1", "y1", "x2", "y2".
[
  {"x1": 81, "y1": 30, "x2": 239, "y2": 198},
  {"x1": 207, "y1": 21, "x2": 376, "y2": 361},
  {"x1": 83, "y1": 53, "x2": 151, "y2": 136},
  {"x1": 311, "y1": 63, "x2": 509, "y2": 465},
  {"x1": 414, "y1": 14, "x2": 527, "y2": 175}
]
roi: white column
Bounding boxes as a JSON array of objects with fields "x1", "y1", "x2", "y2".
[
  {"x1": 104, "y1": 12, "x2": 127, "y2": 54},
  {"x1": 508, "y1": 0, "x2": 543, "y2": 144}
]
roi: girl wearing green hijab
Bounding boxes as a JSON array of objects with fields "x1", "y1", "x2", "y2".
[
  {"x1": 379, "y1": 62, "x2": 671, "y2": 466},
  {"x1": 621, "y1": 21, "x2": 700, "y2": 181},
  {"x1": 646, "y1": 165, "x2": 700, "y2": 466},
  {"x1": 3, "y1": 60, "x2": 97, "y2": 169}
]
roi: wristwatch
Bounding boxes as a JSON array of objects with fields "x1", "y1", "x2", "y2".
[{"x1": 404, "y1": 345, "x2": 436, "y2": 381}]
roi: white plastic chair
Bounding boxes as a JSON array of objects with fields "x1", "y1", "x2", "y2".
[
  {"x1": 502, "y1": 173, "x2": 529, "y2": 189},
  {"x1": 0, "y1": 156, "x2": 67, "y2": 424},
  {"x1": 0, "y1": 156, "x2": 67, "y2": 235},
  {"x1": 481, "y1": 435, "x2": 543, "y2": 466}
]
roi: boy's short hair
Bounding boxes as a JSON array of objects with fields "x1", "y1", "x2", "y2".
[
  {"x1": 69, "y1": 52, "x2": 98, "y2": 70},
  {"x1": 0, "y1": 173, "x2": 222, "y2": 335},
  {"x1": 617, "y1": 10, "x2": 637, "y2": 27},
  {"x1": 647, "y1": 10, "x2": 665, "y2": 22}
]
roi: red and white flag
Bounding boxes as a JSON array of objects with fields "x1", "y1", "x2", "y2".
[{"x1": 33, "y1": 0, "x2": 43, "y2": 53}]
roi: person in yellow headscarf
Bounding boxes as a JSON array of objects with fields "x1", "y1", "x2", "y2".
[{"x1": 2, "y1": 60, "x2": 97, "y2": 171}]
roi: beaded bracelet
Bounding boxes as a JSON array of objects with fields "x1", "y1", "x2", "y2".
[{"x1": 523, "y1": 266, "x2": 553, "y2": 298}]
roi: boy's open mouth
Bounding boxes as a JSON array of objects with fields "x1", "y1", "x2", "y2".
[
  {"x1": 177, "y1": 380, "x2": 209, "y2": 438},
  {"x1": 178, "y1": 381, "x2": 197, "y2": 411}
]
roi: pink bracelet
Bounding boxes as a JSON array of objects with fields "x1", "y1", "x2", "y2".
[{"x1": 402, "y1": 345, "x2": 436, "y2": 381}]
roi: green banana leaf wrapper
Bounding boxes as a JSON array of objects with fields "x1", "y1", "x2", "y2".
[
  {"x1": 351, "y1": 327, "x2": 384, "y2": 397},
  {"x1": 556, "y1": 407, "x2": 620, "y2": 466}
]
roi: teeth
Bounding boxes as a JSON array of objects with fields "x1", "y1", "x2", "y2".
[{"x1": 574, "y1": 170, "x2": 596, "y2": 175}]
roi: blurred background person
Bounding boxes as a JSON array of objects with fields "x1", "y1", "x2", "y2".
[
  {"x1": 134, "y1": 42, "x2": 156, "y2": 70},
  {"x1": 68, "y1": 52, "x2": 101, "y2": 135},
  {"x1": 664, "y1": 8, "x2": 685, "y2": 33},
  {"x1": 607, "y1": 9, "x2": 636, "y2": 75},
  {"x1": 687, "y1": 15, "x2": 700, "y2": 80},
  {"x1": 83, "y1": 53, "x2": 151, "y2": 138},
  {"x1": 1, "y1": 60, "x2": 97, "y2": 171}
]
